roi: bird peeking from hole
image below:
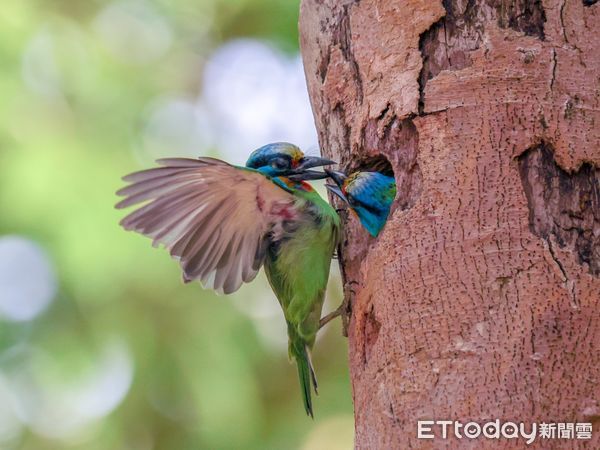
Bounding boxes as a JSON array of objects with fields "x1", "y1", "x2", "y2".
[{"x1": 325, "y1": 169, "x2": 396, "y2": 237}]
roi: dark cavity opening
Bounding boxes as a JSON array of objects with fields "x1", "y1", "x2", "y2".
[{"x1": 350, "y1": 154, "x2": 394, "y2": 177}]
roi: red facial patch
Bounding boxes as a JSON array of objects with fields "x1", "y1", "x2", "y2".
[{"x1": 299, "y1": 181, "x2": 314, "y2": 192}]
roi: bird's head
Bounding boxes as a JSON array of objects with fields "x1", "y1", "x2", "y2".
[
  {"x1": 246, "y1": 142, "x2": 335, "y2": 181},
  {"x1": 325, "y1": 169, "x2": 396, "y2": 237}
]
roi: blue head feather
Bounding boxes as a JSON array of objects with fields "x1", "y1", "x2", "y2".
[
  {"x1": 338, "y1": 172, "x2": 396, "y2": 237},
  {"x1": 245, "y1": 142, "x2": 304, "y2": 177}
]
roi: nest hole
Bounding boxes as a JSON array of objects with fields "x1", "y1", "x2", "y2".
[{"x1": 350, "y1": 154, "x2": 394, "y2": 177}]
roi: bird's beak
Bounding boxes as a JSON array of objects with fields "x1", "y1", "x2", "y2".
[
  {"x1": 324, "y1": 169, "x2": 347, "y2": 186},
  {"x1": 325, "y1": 183, "x2": 348, "y2": 202},
  {"x1": 295, "y1": 156, "x2": 337, "y2": 171},
  {"x1": 287, "y1": 170, "x2": 329, "y2": 181},
  {"x1": 324, "y1": 169, "x2": 349, "y2": 202},
  {"x1": 286, "y1": 156, "x2": 337, "y2": 181}
]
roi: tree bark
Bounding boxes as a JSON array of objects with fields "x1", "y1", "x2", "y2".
[{"x1": 300, "y1": 0, "x2": 599, "y2": 448}]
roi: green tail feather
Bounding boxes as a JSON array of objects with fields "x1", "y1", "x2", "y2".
[{"x1": 290, "y1": 336, "x2": 318, "y2": 417}]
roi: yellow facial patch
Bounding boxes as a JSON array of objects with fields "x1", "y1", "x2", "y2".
[
  {"x1": 289, "y1": 148, "x2": 304, "y2": 167},
  {"x1": 343, "y1": 172, "x2": 361, "y2": 193}
]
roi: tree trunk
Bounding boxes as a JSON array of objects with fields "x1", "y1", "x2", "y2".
[{"x1": 300, "y1": 0, "x2": 599, "y2": 448}]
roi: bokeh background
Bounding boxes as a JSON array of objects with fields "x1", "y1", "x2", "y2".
[{"x1": 0, "y1": 1, "x2": 354, "y2": 449}]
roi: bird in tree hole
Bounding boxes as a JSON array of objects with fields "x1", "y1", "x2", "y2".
[{"x1": 326, "y1": 169, "x2": 396, "y2": 237}]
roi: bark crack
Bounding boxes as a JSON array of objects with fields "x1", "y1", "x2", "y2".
[
  {"x1": 550, "y1": 48, "x2": 557, "y2": 92},
  {"x1": 559, "y1": 0, "x2": 569, "y2": 45},
  {"x1": 517, "y1": 142, "x2": 599, "y2": 277},
  {"x1": 334, "y1": 3, "x2": 363, "y2": 103},
  {"x1": 362, "y1": 303, "x2": 381, "y2": 366},
  {"x1": 547, "y1": 239, "x2": 578, "y2": 308}
]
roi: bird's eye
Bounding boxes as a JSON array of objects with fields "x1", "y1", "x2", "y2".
[{"x1": 271, "y1": 158, "x2": 289, "y2": 170}]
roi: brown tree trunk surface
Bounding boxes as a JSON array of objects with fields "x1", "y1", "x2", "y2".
[{"x1": 300, "y1": 0, "x2": 599, "y2": 448}]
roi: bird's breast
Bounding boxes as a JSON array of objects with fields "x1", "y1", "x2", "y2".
[{"x1": 267, "y1": 199, "x2": 332, "y2": 259}]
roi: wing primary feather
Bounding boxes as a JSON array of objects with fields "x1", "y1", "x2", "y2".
[
  {"x1": 115, "y1": 174, "x2": 208, "y2": 209},
  {"x1": 156, "y1": 157, "x2": 228, "y2": 167},
  {"x1": 135, "y1": 191, "x2": 209, "y2": 234},
  {"x1": 221, "y1": 237, "x2": 246, "y2": 293},
  {"x1": 121, "y1": 190, "x2": 200, "y2": 232},
  {"x1": 179, "y1": 204, "x2": 234, "y2": 278},
  {"x1": 117, "y1": 159, "x2": 295, "y2": 294},
  {"x1": 188, "y1": 203, "x2": 238, "y2": 280},
  {"x1": 117, "y1": 171, "x2": 200, "y2": 197},
  {"x1": 150, "y1": 203, "x2": 208, "y2": 245},
  {"x1": 212, "y1": 235, "x2": 239, "y2": 291},
  {"x1": 184, "y1": 228, "x2": 222, "y2": 281},
  {"x1": 119, "y1": 187, "x2": 210, "y2": 231},
  {"x1": 155, "y1": 158, "x2": 206, "y2": 167},
  {"x1": 195, "y1": 157, "x2": 232, "y2": 165},
  {"x1": 176, "y1": 198, "x2": 229, "y2": 259},
  {"x1": 252, "y1": 234, "x2": 270, "y2": 271}
]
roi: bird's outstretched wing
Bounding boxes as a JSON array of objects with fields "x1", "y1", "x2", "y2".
[{"x1": 116, "y1": 157, "x2": 296, "y2": 294}]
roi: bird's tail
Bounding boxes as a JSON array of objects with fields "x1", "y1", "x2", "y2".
[{"x1": 289, "y1": 331, "x2": 318, "y2": 418}]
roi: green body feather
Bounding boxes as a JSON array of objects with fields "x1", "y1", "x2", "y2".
[{"x1": 263, "y1": 187, "x2": 340, "y2": 417}]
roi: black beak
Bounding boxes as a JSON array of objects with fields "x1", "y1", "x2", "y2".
[
  {"x1": 324, "y1": 169, "x2": 349, "y2": 202},
  {"x1": 325, "y1": 183, "x2": 348, "y2": 202},
  {"x1": 287, "y1": 169, "x2": 330, "y2": 181},
  {"x1": 286, "y1": 156, "x2": 337, "y2": 181},
  {"x1": 295, "y1": 156, "x2": 337, "y2": 171},
  {"x1": 324, "y1": 169, "x2": 347, "y2": 186}
]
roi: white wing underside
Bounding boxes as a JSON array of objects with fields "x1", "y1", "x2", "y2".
[{"x1": 116, "y1": 157, "x2": 296, "y2": 294}]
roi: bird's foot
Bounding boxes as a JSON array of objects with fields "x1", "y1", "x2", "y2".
[
  {"x1": 319, "y1": 306, "x2": 343, "y2": 330},
  {"x1": 319, "y1": 291, "x2": 353, "y2": 337}
]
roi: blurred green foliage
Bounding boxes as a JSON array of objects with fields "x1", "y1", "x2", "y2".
[{"x1": 0, "y1": 1, "x2": 353, "y2": 449}]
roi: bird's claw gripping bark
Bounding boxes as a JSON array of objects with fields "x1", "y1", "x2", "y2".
[
  {"x1": 319, "y1": 280, "x2": 357, "y2": 336},
  {"x1": 319, "y1": 303, "x2": 344, "y2": 330}
]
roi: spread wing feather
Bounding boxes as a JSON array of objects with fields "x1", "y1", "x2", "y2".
[{"x1": 116, "y1": 157, "x2": 296, "y2": 294}]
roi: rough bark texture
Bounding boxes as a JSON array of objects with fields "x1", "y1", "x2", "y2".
[{"x1": 300, "y1": 0, "x2": 599, "y2": 448}]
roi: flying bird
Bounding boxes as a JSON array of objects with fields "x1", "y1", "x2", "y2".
[
  {"x1": 325, "y1": 170, "x2": 396, "y2": 237},
  {"x1": 116, "y1": 142, "x2": 340, "y2": 417}
]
